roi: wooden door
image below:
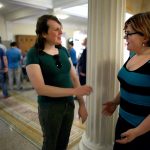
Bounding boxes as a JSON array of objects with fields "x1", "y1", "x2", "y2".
[{"x1": 15, "y1": 35, "x2": 36, "y2": 53}]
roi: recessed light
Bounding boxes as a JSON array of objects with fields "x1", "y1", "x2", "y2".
[
  {"x1": 0, "y1": 3, "x2": 3, "y2": 8},
  {"x1": 56, "y1": 14, "x2": 69, "y2": 20}
]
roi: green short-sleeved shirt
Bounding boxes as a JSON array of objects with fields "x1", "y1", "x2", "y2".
[{"x1": 26, "y1": 47, "x2": 74, "y2": 105}]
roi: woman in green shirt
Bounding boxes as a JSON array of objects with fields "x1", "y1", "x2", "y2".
[{"x1": 26, "y1": 15, "x2": 92, "y2": 150}]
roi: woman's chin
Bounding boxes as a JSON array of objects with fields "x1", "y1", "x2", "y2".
[{"x1": 56, "y1": 41, "x2": 62, "y2": 45}]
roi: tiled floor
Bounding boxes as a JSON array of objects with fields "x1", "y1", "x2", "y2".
[
  {"x1": 0, "y1": 118, "x2": 80, "y2": 150},
  {"x1": 0, "y1": 81, "x2": 83, "y2": 150},
  {"x1": 0, "y1": 118, "x2": 40, "y2": 150}
]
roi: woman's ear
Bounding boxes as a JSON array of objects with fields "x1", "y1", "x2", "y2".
[{"x1": 143, "y1": 36, "x2": 149, "y2": 46}]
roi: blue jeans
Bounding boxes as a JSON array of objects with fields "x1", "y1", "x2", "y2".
[
  {"x1": 0, "y1": 72, "x2": 8, "y2": 97},
  {"x1": 8, "y1": 68, "x2": 21, "y2": 90}
]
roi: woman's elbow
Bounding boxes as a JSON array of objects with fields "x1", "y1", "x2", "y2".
[{"x1": 34, "y1": 85, "x2": 45, "y2": 95}]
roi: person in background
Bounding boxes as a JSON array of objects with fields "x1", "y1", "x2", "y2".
[
  {"x1": 0, "y1": 36, "x2": 7, "y2": 52},
  {"x1": 21, "y1": 51, "x2": 28, "y2": 81},
  {"x1": 6, "y1": 42, "x2": 22, "y2": 90},
  {"x1": 67, "y1": 40, "x2": 78, "y2": 68},
  {"x1": 78, "y1": 38, "x2": 87, "y2": 85},
  {"x1": 102, "y1": 12, "x2": 150, "y2": 150},
  {"x1": 26, "y1": 15, "x2": 92, "y2": 150},
  {"x1": 0, "y1": 48, "x2": 9, "y2": 98}
]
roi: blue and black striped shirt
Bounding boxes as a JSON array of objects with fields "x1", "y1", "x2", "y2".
[{"x1": 118, "y1": 57, "x2": 150, "y2": 127}]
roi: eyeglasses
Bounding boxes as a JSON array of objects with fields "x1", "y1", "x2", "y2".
[
  {"x1": 53, "y1": 54, "x2": 62, "y2": 69},
  {"x1": 124, "y1": 32, "x2": 144, "y2": 39}
]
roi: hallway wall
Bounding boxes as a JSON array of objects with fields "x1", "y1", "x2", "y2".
[
  {"x1": 0, "y1": 15, "x2": 7, "y2": 40},
  {"x1": 0, "y1": 15, "x2": 87, "y2": 44}
]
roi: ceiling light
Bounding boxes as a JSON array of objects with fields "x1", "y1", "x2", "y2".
[
  {"x1": 56, "y1": 14, "x2": 69, "y2": 20},
  {"x1": 63, "y1": 4, "x2": 88, "y2": 18},
  {"x1": 0, "y1": 3, "x2": 3, "y2": 8}
]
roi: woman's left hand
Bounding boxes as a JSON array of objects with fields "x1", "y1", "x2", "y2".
[
  {"x1": 78, "y1": 104, "x2": 88, "y2": 123},
  {"x1": 116, "y1": 128, "x2": 138, "y2": 144}
]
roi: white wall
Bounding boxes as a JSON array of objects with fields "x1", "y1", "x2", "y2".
[
  {"x1": 12, "y1": 22, "x2": 87, "y2": 39},
  {"x1": 0, "y1": 14, "x2": 87, "y2": 51},
  {"x1": 12, "y1": 23, "x2": 36, "y2": 35},
  {"x1": 0, "y1": 15, "x2": 7, "y2": 40},
  {"x1": 0, "y1": 15, "x2": 87, "y2": 42}
]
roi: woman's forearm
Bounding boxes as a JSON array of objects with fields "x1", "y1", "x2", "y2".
[
  {"x1": 112, "y1": 92, "x2": 120, "y2": 105},
  {"x1": 70, "y1": 68, "x2": 85, "y2": 105},
  {"x1": 135, "y1": 115, "x2": 150, "y2": 137}
]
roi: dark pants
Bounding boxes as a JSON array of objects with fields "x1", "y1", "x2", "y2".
[
  {"x1": 0, "y1": 72, "x2": 8, "y2": 97},
  {"x1": 73, "y1": 64, "x2": 77, "y2": 68},
  {"x1": 79, "y1": 75, "x2": 86, "y2": 85},
  {"x1": 114, "y1": 116, "x2": 150, "y2": 150},
  {"x1": 38, "y1": 101, "x2": 75, "y2": 150}
]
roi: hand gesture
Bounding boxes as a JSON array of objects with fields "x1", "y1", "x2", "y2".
[
  {"x1": 102, "y1": 101, "x2": 118, "y2": 116},
  {"x1": 116, "y1": 128, "x2": 138, "y2": 144}
]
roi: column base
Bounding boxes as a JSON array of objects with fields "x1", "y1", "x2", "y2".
[{"x1": 79, "y1": 133, "x2": 113, "y2": 150}]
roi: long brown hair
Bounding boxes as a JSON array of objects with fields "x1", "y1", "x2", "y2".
[{"x1": 34, "y1": 15, "x2": 62, "y2": 51}]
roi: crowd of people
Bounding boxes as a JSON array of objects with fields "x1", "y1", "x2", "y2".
[
  {"x1": 0, "y1": 40, "x2": 29, "y2": 98},
  {"x1": 0, "y1": 11, "x2": 150, "y2": 150}
]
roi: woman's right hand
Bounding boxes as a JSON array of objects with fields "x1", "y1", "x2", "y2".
[
  {"x1": 74, "y1": 85, "x2": 93, "y2": 96},
  {"x1": 102, "y1": 101, "x2": 118, "y2": 116}
]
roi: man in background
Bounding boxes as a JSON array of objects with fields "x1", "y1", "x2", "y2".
[
  {"x1": 67, "y1": 40, "x2": 78, "y2": 68},
  {"x1": 0, "y1": 48, "x2": 9, "y2": 98},
  {"x1": 6, "y1": 42, "x2": 22, "y2": 90},
  {"x1": 78, "y1": 38, "x2": 87, "y2": 85},
  {"x1": 0, "y1": 36, "x2": 7, "y2": 52}
]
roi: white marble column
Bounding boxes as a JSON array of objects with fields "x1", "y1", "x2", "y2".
[{"x1": 79, "y1": 0, "x2": 126, "y2": 150}]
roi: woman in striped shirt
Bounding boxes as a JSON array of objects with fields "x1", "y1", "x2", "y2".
[{"x1": 103, "y1": 12, "x2": 150, "y2": 150}]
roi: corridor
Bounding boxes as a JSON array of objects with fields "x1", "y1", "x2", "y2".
[{"x1": 0, "y1": 81, "x2": 83, "y2": 150}]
